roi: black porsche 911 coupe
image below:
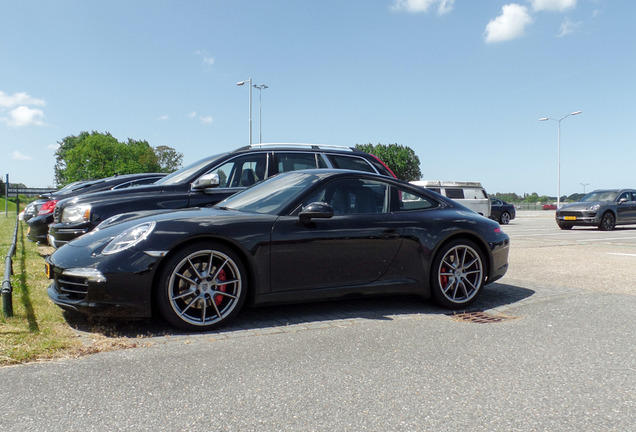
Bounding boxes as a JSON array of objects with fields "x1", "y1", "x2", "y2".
[{"x1": 45, "y1": 169, "x2": 510, "y2": 331}]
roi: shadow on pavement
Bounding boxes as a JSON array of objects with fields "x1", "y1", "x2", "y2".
[{"x1": 62, "y1": 282, "x2": 535, "y2": 340}]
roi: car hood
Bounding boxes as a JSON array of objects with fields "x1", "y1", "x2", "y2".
[
  {"x1": 61, "y1": 207, "x2": 274, "y2": 250},
  {"x1": 559, "y1": 201, "x2": 608, "y2": 211}
]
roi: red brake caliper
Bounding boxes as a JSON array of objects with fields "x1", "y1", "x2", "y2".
[
  {"x1": 215, "y1": 268, "x2": 227, "y2": 306},
  {"x1": 440, "y1": 266, "x2": 448, "y2": 288}
]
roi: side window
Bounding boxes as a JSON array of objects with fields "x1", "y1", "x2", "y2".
[
  {"x1": 445, "y1": 188, "x2": 464, "y2": 199},
  {"x1": 427, "y1": 187, "x2": 441, "y2": 194},
  {"x1": 393, "y1": 187, "x2": 438, "y2": 211},
  {"x1": 208, "y1": 154, "x2": 268, "y2": 188},
  {"x1": 618, "y1": 192, "x2": 632, "y2": 202},
  {"x1": 275, "y1": 152, "x2": 323, "y2": 173},
  {"x1": 326, "y1": 155, "x2": 376, "y2": 173},
  {"x1": 303, "y1": 178, "x2": 388, "y2": 215}
]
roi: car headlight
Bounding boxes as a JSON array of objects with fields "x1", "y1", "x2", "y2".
[
  {"x1": 61, "y1": 204, "x2": 92, "y2": 223},
  {"x1": 102, "y1": 221, "x2": 155, "y2": 255},
  {"x1": 587, "y1": 204, "x2": 601, "y2": 211}
]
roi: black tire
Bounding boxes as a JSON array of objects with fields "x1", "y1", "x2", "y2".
[
  {"x1": 430, "y1": 239, "x2": 485, "y2": 309},
  {"x1": 500, "y1": 212, "x2": 511, "y2": 225},
  {"x1": 599, "y1": 212, "x2": 615, "y2": 231},
  {"x1": 557, "y1": 222, "x2": 573, "y2": 230},
  {"x1": 155, "y1": 241, "x2": 247, "y2": 331}
]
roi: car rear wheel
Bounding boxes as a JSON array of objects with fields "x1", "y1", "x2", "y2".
[
  {"x1": 431, "y1": 239, "x2": 485, "y2": 309},
  {"x1": 156, "y1": 241, "x2": 247, "y2": 331},
  {"x1": 500, "y1": 212, "x2": 511, "y2": 224},
  {"x1": 599, "y1": 212, "x2": 616, "y2": 231}
]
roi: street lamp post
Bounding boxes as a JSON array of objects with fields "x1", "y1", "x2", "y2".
[
  {"x1": 580, "y1": 183, "x2": 589, "y2": 194},
  {"x1": 253, "y1": 84, "x2": 268, "y2": 144},
  {"x1": 236, "y1": 78, "x2": 252, "y2": 145},
  {"x1": 539, "y1": 110, "x2": 582, "y2": 209}
]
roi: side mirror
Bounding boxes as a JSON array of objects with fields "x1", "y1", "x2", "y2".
[
  {"x1": 299, "y1": 202, "x2": 334, "y2": 225},
  {"x1": 192, "y1": 173, "x2": 220, "y2": 190}
]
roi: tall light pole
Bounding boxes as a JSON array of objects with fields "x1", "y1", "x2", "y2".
[
  {"x1": 253, "y1": 84, "x2": 268, "y2": 144},
  {"x1": 539, "y1": 110, "x2": 582, "y2": 208},
  {"x1": 580, "y1": 182, "x2": 589, "y2": 194},
  {"x1": 236, "y1": 78, "x2": 252, "y2": 145}
]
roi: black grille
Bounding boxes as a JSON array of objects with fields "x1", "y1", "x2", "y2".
[
  {"x1": 53, "y1": 206, "x2": 61, "y2": 223},
  {"x1": 54, "y1": 275, "x2": 89, "y2": 301}
]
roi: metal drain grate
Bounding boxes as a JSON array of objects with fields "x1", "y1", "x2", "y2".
[{"x1": 449, "y1": 311, "x2": 512, "y2": 324}]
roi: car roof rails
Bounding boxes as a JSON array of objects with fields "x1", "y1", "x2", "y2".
[{"x1": 246, "y1": 143, "x2": 356, "y2": 152}]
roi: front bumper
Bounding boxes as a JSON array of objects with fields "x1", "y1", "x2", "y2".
[
  {"x1": 556, "y1": 211, "x2": 600, "y2": 226},
  {"x1": 45, "y1": 246, "x2": 160, "y2": 318},
  {"x1": 48, "y1": 223, "x2": 93, "y2": 248}
]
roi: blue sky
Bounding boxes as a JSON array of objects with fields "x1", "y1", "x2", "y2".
[{"x1": 1, "y1": 0, "x2": 632, "y2": 197}]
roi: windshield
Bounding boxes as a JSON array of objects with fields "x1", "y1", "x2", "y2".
[
  {"x1": 579, "y1": 191, "x2": 619, "y2": 202},
  {"x1": 216, "y1": 171, "x2": 322, "y2": 215},
  {"x1": 156, "y1": 152, "x2": 228, "y2": 186}
]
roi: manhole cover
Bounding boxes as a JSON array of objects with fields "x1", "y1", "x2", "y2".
[{"x1": 448, "y1": 311, "x2": 513, "y2": 324}]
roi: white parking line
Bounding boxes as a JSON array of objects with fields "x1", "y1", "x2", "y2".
[
  {"x1": 608, "y1": 253, "x2": 636, "y2": 257},
  {"x1": 577, "y1": 236, "x2": 636, "y2": 242}
]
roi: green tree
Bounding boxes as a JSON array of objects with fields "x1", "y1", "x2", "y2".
[
  {"x1": 355, "y1": 143, "x2": 422, "y2": 181},
  {"x1": 54, "y1": 131, "x2": 161, "y2": 186},
  {"x1": 154, "y1": 145, "x2": 184, "y2": 172}
]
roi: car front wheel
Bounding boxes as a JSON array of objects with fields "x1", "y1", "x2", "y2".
[
  {"x1": 599, "y1": 212, "x2": 616, "y2": 231},
  {"x1": 499, "y1": 212, "x2": 511, "y2": 224},
  {"x1": 431, "y1": 239, "x2": 485, "y2": 309},
  {"x1": 557, "y1": 222, "x2": 573, "y2": 230},
  {"x1": 156, "y1": 241, "x2": 247, "y2": 331}
]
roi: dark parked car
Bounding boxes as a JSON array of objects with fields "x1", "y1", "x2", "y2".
[
  {"x1": 489, "y1": 198, "x2": 516, "y2": 224},
  {"x1": 47, "y1": 144, "x2": 397, "y2": 248},
  {"x1": 556, "y1": 189, "x2": 636, "y2": 230},
  {"x1": 26, "y1": 173, "x2": 166, "y2": 243},
  {"x1": 45, "y1": 169, "x2": 510, "y2": 331}
]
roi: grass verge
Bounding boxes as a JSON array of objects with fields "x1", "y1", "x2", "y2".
[{"x1": 0, "y1": 214, "x2": 141, "y2": 366}]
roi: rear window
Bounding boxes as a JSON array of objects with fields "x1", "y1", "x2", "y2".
[
  {"x1": 445, "y1": 188, "x2": 465, "y2": 199},
  {"x1": 326, "y1": 155, "x2": 376, "y2": 173}
]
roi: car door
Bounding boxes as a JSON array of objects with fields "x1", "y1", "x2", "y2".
[
  {"x1": 617, "y1": 191, "x2": 636, "y2": 223},
  {"x1": 615, "y1": 192, "x2": 633, "y2": 223},
  {"x1": 269, "y1": 178, "x2": 403, "y2": 292}
]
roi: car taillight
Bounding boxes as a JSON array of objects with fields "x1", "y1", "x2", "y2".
[{"x1": 38, "y1": 200, "x2": 59, "y2": 215}]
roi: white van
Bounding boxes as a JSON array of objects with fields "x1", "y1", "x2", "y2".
[{"x1": 411, "y1": 180, "x2": 491, "y2": 217}]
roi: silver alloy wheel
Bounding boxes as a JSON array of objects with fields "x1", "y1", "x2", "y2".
[
  {"x1": 437, "y1": 244, "x2": 483, "y2": 304},
  {"x1": 500, "y1": 212, "x2": 511, "y2": 224},
  {"x1": 167, "y1": 249, "x2": 242, "y2": 327}
]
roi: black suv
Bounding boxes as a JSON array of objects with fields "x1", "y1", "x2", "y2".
[{"x1": 48, "y1": 144, "x2": 396, "y2": 248}]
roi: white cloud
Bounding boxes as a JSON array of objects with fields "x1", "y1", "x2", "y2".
[
  {"x1": 188, "y1": 111, "x2": 197, "y2": 118},
  {"x1": 194, "y1": 50, "x2": 215, "y2": 65},
  {"x1": 391, "y1": 0, "x2": 454, "y2": 15},
  {"x1": 531, "y1": 0, "x2": 577, "y2": 12},
  {"x1": 5, "y1": 106, "x2": 45, "y2": 127},
  {"x1": 11, "y1": 150, "x2": 32, "y2": 160},
  {"x1": 199, "y1": 115, "x2": 213, "y2": 124},
  {"x1": 0, "y1": 91, "x2": 45, "y2": 108},
  {"x1": 158, "y1": 114, "x2": 169, "y2": 121},
  {"x1": 558, "y1": 17, "x2": 581, "y2": 36},
  {"x1": 485, "y1": 4, "x2": 532, "y2": 43}
]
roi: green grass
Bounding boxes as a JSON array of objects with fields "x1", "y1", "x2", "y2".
[
  {"x1": 0, "y1": 213, "x2": 147, "y2": 366},
  {"x1": 0, "y1": 213, "x2": 86, "y2": 365}
]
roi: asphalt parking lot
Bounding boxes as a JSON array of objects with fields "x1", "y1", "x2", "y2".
[{"x1": 1, "y1": 211, "x2": 634, "y2": 431}]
